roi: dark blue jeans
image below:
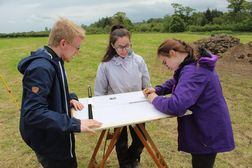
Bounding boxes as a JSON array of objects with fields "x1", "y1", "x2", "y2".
[
  {"x1": 35, "y1": 153, "x2": 77, "y2": 168},
  {"x1": 191, "y1": 153, "x2": 217, "y2": 168}
]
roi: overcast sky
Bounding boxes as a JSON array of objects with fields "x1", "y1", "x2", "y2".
[{"x1": 0, "y1": 0, "x2": 229, "y2": 33}]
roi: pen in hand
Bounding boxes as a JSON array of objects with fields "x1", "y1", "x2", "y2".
[{"x1": 143, "y1": 83, "x2": 155, "y2": 97}]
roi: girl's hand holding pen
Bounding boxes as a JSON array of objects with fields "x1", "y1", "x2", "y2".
[
  {"x1": 143, "y1": 87, "x2": 158, "y2": 103},
  {"x1": 143, "y1": 87, "x2": 156, "y2": 97},
  {"x1": 146, "y1": 92, "x2": 158, "y2": 103}
]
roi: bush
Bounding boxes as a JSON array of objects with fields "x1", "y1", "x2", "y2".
[
  {"x1": 188, "y1": 24, "x2": 233, "y2": 32},
  {"x1": 85, "y1": 27, "x2": 107, "y2": 34},
  {"x1": 233, "y1": 18, "x2": 252, "y2": 32},
  {"x1": 169, "y1": 16, "x2": 185, "y2": 32},
  {"x1": 0, "y1": 31, "x2": 49, "y2": 38}
]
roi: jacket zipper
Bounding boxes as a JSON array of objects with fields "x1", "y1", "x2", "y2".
[{"x1": 58, "y1": 61, "x2": 73, "y2": 158}]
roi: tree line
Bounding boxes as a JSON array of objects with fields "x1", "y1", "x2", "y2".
[{"x1": 1, "y1": 0, "x2": 252, "y2": 38}]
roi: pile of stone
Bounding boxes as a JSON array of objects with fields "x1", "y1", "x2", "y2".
[{"x1": 192, "y1": 34, "x2": 240, "y2": 56}]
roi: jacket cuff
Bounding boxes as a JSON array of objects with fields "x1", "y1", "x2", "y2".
[
  {"x1": 69, "y1": 92, "x2": 79, "y2": 101},
  {"x1": 71, "y1": 117, "x2": 81, "y2": 132},
  {"x1": 154, "y1": 86, "x2": 163, "y2": 95},
  {"x1": 152, "y1": 96, "x2": 159, "y2": 106}
]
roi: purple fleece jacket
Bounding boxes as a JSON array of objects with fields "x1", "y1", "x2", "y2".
[{"x1": 152, "y1": 54, "x2": 235, "y2": 154}]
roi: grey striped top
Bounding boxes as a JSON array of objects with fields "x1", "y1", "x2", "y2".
[{"x1": 94, "y1": 52, "x2": 150, "y2": 96}]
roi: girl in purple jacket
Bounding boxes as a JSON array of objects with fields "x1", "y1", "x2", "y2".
[{"x1": 144, "y1": 39, "x2": 235, "y2": 168}]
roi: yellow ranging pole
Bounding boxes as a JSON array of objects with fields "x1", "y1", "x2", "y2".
[{"x1": 0, "y1": 74, "x2": 20, "y2": 110}]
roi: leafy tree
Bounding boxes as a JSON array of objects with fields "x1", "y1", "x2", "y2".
[
  {"x1": 134, "y1": 23, "x2": 150, "y2": 32},
  {"x1": 90, "y1": 17, "x2": 112, "y2": 28},
  {"x1": 163, "y1": 15, "x2": 172, "y2": 32},
  {"x1": 171, "y1": 3, "x2": 195, "y2": 26},
  {"x1": 212, "y1": 15, "x2": 227, "y2": 25},
  {"x1": 146, "y1": 18, "x2": 164, "y2": 23},
  {"x1": 227, "y1": 0, "x2": 246, "y2": 13},
  {"x1": 205, "y1": 8, "x2": 213, "y2": 23},
  {"x1": 191, "y1": 12, "x2": 207, "y2": 26},
  {"x1": 211, "y1": 9, "x2": 224, "y2": 18},
  {"x1": 204, "y1": 9, "x2": 224, "y2": 24},
  {"x1": 243, "y1": 1, "x2": 252, "y2": 14},
  {"x1": 132, "y1": 17, "x2": 164, "y2": 32},
  {"x1": 111, "y1": 12, "x2": 133, "y2": 29},
  {"x1": 236, "y1": 17, "x2": 252, "y2": 31},
  {"x1": 169, "y1": 16, "x2": 185, "y2": 32}
]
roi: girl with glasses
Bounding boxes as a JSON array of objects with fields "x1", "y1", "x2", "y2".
[{"x1": 94, "y1": 25, "x2": 150, "y2": 168}]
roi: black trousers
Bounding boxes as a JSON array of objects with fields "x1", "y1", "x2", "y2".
[
  {"x1": 115, "y1": 124, "x2": 145, "y2": 167},
  {"x1": 191, "y1": 153, "x2": 217, "y2": 168},
  {"x1": 35, "y1": 153, "x2": 77, "y2": 168}
]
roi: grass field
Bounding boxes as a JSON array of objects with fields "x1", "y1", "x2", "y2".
[{"x1": 0, "y1": 33, "x2": 251, "y2": 168}]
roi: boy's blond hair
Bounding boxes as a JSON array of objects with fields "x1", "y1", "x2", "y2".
[{"x1": 48, "y1": 17, "x2": 86, "y2": 47}]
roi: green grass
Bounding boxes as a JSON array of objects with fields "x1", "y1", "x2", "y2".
[{"x1": 0, "y1": 33, "x2": 251, "y2": 167}]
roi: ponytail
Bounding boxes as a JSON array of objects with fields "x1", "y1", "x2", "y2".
[{"x1": 110, "y1": 24, "x2": 125, "y2": 34}]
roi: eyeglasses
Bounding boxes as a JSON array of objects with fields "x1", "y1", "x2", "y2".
[
  {"x1": 114, "y1": 43, "x2": 132, "y2": 52},
  {"x1": 69, "y1": 43, "x2": 80, "y2": 51},
  {"x1": 66, "y1": 41, "x2": 80, "y2": 52}
]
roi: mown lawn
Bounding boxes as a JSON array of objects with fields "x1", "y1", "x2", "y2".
[{"x1": 0, "y1": 33, "x2": 251, "y2": 168}]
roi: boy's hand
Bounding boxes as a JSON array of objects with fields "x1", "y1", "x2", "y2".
[
  {"x1": 70, "y1": 99, "x2": 84, "y2": 111},
  {"x1": 80, "y1": 119, "x2": 102, "y2": 133}
]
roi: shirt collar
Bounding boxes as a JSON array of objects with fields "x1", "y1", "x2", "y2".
[{"x1": 111, "y1": 52, "x2": 133, "y2": 65}]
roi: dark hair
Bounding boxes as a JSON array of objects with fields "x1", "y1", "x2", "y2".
[
  {"x1": 110, "y1": 24, "x2": 125, "y2": 33},
  {"x1": 102, "y1": 24, "x2": 131, "y2": 62},
  {"x1": 157, "y1": 39, "x2": 194, "y2": 58}
]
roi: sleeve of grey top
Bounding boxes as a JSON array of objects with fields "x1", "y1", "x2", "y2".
[
  {"x1": 140, "y1": 58, "x2": 151, "y2": 89},
  {"x1": 94, "y1": 63, "x2": 108, "y2": 96}
]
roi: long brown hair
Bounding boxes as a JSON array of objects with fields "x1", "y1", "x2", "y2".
[
  {"x1": 158, "y1": 39, "x2": 197, "y2": 82},
  {"x1": 157, "y1": 39, "x2": 194, "y2": 58},
  {"x1": 102, "y1": 25, "x2": 131, "y2": 62}
]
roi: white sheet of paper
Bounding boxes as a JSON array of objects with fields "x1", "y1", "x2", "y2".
[{"x1": 73, "y1": 91, "x2": 173, "y2": 130}]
